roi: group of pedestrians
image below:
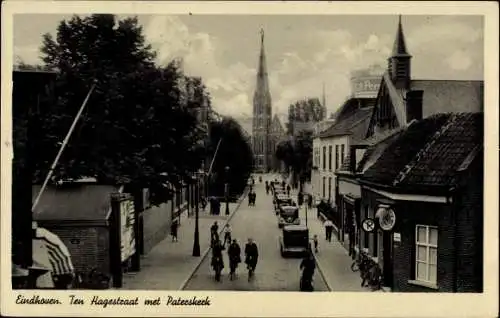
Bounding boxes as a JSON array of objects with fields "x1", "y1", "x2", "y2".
[{"x1": 209, "y1": 221, "x2": 259, "y2": 281}]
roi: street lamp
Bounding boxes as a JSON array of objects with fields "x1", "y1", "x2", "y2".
[
  {"x1": 225, "y1": 166, "x2": 230, "y2": 215},
  {"x1": 192, "y1": 171, "x2": 202, "y2": 257}
]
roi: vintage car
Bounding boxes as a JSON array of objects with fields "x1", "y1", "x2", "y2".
[
  {"x1": 274, "y1": 195, "x2": 294, "y2": 213},
  {"x1": 279, "y1": 225, "x2": 310, "y2": 257},
  {"x1": 277, "y1": 205, "x2": 300, "y2": 227}
]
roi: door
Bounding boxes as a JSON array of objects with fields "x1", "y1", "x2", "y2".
[{"x1": 382, "y1": 231, "x2": 393, "y2": 287}]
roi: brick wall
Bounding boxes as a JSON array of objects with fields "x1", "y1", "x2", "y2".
[
  {"x1": 454, "y1": 157, "x2": 483, "y2": 292},
  {"x1": 42, "y1": 225, "x2": 110, "y2": 276},
  {"x1": 391, "y1": 201, "x2": 454, "y2": 292},
  {"x1": 142, "y1": 202, "x2": 172, "y2": 254}
]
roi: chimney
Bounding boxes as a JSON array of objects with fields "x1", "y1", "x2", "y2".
[{"x1": 405, "y1": 90, "x2": 424, "y2": 123}]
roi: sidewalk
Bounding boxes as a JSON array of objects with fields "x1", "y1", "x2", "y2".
[
  {"x1": 121, "y1": 197, "x2": 245, "y2": 290},
  {"x1": 291, "y1": 189, "x2": 384, "y2": 292}
]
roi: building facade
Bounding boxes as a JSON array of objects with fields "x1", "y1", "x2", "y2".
[
  {"x1": 333, "y1": 16, "x2": 484, "y2": 292},
  {"x1": 310, "y1": 67, "x2": 380, "y2": 211},
  {"x1": 252, "y1": 29, "x2": 273, "y2": 173}
]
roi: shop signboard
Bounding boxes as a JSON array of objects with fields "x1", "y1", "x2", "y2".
[{"x1": 120, "y1": 198, "x2": 136, "y2": 262}]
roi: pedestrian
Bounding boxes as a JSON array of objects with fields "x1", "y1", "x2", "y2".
[
  {"x1": 324, "y1": 219, "x2": 334, "y2": 241},
  {"x1": 265, "y1": 181, "x2": 269, "y2": 195},
  {"x1": 286, "y1": 184, "x2": 291, "y2": 196},
  {"x1": 248, "y1": 191, "x2": 253, "y2": 206},
  {"x1": 313, "y1": 234, "x2": 319, "y2": 253},
  {"x1": 223, "y1": 224, "x2": 232, "y2": 247},
  {"x1": 308, "y1": 194, "x2": 313, "y2": 208},
  {"x1": 298, "y1": 192, "x2": 304, "y2": 207},
  {"x1": 252, "y1": 191, "x2": 256, "y2": 206},
  {"x1": 201, "y1": 196, "x2": 207, "y2": 211},
  {"x1": 171, "y1": 219, "x2": 179, "y2": 242},
  {"x1": 210, "y1": 221, "x2": 219, "y2": 244},
  {"x1": 281, "y1": 180, "x2": 286, "y2": 189}
]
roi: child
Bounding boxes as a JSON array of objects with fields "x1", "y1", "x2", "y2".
[{"x1": 313, "y1": 234, "x2": 319, "y2": 253}]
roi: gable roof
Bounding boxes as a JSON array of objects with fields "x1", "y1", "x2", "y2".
[
  {"x1": 361, "y1": 112, "x2": 482, "y2": 191},
  {"x1": 367, "y1": 73, "x2": 483, "y2": 138},
  {"x1": 412, "y1": 80, "x2": 483, "y2": 116},
  {"x1": 320, "y1": 107, "x2": 373, "y2": 139},
  {"x1": 32, "y1": 184, "x2": 122, "y2": 222}
]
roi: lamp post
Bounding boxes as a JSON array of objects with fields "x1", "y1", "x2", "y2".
[
  {"x1": 225, "y1": 166, "x2": 230, "y2": 215},
  {"x1": 192, "y1": 172, "x2": 201, "y2": 257}
]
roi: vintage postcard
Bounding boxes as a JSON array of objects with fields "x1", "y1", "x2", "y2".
[{"x1": 1, "y1": 1, "x2": 498, "y2": 317}]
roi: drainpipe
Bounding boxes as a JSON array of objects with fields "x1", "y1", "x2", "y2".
[{"x1": 447, "y1": 186, "x2": 458, "y2": 292}]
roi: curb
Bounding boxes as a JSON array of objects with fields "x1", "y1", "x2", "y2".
[
  {"x1": 178, "y1": 187, "x2": 249, "y2": 290},
  {"x1": 311, "y1": 250, "x2": 333, "y2": 292}
]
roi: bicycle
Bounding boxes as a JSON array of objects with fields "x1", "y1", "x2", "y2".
[{"x1": 351, "y1": 251, "x2": 371, "y2": 272}]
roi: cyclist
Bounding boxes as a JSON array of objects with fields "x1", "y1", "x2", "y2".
[
  {"x1": 228, "y1": 239, "x2": 241, "y2": 280},
  {"x1": 299, "y1": 251, "x2": 316, "y2": 291},
  {"x1": 244, "y1": 238, "x2": 259, "y2": 276}
]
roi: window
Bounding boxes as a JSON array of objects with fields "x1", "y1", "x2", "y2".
[
  {"x1": 322, "y1": 177, "x2": 326, "y2": 198},
  {"x1": 335, "y1": 145, "x2": 339, "y2": 170},
  {"x1": 328, "y1": 146, "x2": 332, "y2": 170},
  {"x1": 373, "y1": 226, "x2": 378, "y2": 257},
  {"x1": 415, "y1": 225, "x2": 438, "y2": 284},
  {"x1": 328, "y1": 177, "x2": 332, "y2": 200},
  {"x1": 322, "y1": 146, "x2": 326, "y2": 170},
  {"x1": 341, "y1": 144, "x2": 345, "y2": 165}
]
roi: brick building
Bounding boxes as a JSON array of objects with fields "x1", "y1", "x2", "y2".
[
  {"x1": 356, "y1": 113, "x2": 483, "y2": 292},
  {"x1": 32, "y1": 181, "x2": 188, "y2": 288}
]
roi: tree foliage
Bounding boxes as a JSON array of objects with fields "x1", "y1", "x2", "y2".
[
  {"x1": 275, "y1": 130, "x2": 313, "y2": 186},
  {"x1": 23, "y1": 14, "x2": 210, "y2": 204},
  {"x1": 286, "y1": 97, "x2": 325, "y2": 135},
  {"x1": 206, "y1": 117, "x2": 253, "y2": 198}
]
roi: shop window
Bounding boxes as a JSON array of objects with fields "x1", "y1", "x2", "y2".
[
  {"x1": 415, "y1": 225, "x2": 438, "y2": 284},
  {"x1": 328, "y1": 177, "x2": 332, "y2": 200}
]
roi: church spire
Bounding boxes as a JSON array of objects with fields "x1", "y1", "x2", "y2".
[
  {"x1": 388, "y1": 15, "x2": 412, "y2": 89},
  {"x1": 391, "y1": 15, "x2": 410, "y2": 57},
  {"x1": 252, "y1": 28, "x2": 273, "y2": 172}
]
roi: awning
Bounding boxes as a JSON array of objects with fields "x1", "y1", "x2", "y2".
[{"x1": 33, "y1": 227, "x2": 74, "y2": 276}]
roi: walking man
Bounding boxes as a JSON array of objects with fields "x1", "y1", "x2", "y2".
[
  {"x1": 286, "y1": 184, "x2": 291, "y2": 196},
  {"x1": 171, "y1": 219, "x2": 179, "y2": 242},
  {"x1": 324, "y1": 219, "x2": 334, "y2": 242}
]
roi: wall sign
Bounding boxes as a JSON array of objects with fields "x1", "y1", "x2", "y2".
[
  {"x1": 376, "y1": 206, "x2": 396, "y2": 231},
  {"x1": 393, "y1": 232, "x2": 401, "y2": 242},
  {"x1": 361, "y1": 218, "x2": 376, "y2": 233}
]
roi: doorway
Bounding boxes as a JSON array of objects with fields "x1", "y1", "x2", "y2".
[{"x1": 382, "y1": 231, "x2": 393, "y2": 287}]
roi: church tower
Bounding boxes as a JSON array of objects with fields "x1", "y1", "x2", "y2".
[
  {"x1": 252, "y1": 29, "x2": 273, "y2": 172},
  {"x1": 388, "y1": 15, "x2": 412, "y2": 90}
]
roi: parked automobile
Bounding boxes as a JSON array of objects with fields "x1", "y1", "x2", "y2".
[
  {"x1": 279, "y1": 225, "x2": 309, "y2": 257},
  {"x1": 277, "y1": 205, "x2": 300, "y2": 228},
  {"x1": 274, "y1": 195, "x2": 294, "y2": 213}
]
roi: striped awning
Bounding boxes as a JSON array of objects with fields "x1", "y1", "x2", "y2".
[{"x1": 33, "y1": 227, "x2": 74, "y2": 276}]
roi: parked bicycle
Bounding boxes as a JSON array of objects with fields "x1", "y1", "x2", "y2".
[
  {"x1": 351, "y1": 251, "x2": 383, "y2": 291},
  {"x1": 73, "y1": 268, "x2": 110, "y2": 289}
]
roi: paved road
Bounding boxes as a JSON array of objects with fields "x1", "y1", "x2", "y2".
[{"x1": 183, "y1": 173, "x2": 329, "y2": 291}]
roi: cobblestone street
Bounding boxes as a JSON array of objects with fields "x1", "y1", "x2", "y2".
[{"x1": 182, "y1": 174, "x2": 329, "y2": 291}]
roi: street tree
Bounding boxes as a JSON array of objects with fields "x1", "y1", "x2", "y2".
[
  {"x1": 30, "y1": 14, "x2": 207, "y2": 204},
  {"x1": 207, "y1": 117, "x2": 253, "y2": 199}
]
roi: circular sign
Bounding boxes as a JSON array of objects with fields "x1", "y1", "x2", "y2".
[
  {"x1": 361, "y1": 218, "x2": 376, "y2": 233},
  {"x1": 376, "y1": 207, "x2": 396, "y2": 231}
]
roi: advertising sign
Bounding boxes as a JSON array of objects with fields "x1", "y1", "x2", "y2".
[
  {"x1": 351, "y1": 76, "x2": 381, "y2": 98},
  {"x1": 120, "y1": 199, "x2": 136, "y2": 262}
]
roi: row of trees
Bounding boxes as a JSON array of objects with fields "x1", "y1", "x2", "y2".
[
  {"x1": 14, "y1": 14, "x2": 253, "y2": 205},
  {"x1": 287, "y1": 97, "x2": 326, "y2": 124},
  {"x1": 275, "y1": 129, "x2": 313, "y2": 190}
]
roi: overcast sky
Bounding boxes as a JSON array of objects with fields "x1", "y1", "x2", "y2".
[{"x1": 14, "y1": 14, "x2": 484, "y2": 126}]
